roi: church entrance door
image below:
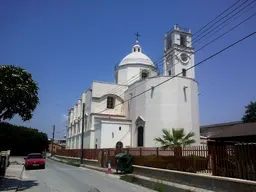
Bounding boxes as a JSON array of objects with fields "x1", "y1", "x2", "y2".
[{"x1": 137, "y1": 126, "x2": 144, "y2": 147}]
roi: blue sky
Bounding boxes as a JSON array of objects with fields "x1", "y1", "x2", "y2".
[{"x1": 1, "y1": 0, "x2": 256, "y2": 138}]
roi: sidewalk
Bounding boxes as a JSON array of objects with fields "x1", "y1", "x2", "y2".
[
  {"x1": 79, "y1": 163, "x2": 215, "y2": 192},
  {"x1": 0, "y1": 164, "x2": 24, "y2": 192}
]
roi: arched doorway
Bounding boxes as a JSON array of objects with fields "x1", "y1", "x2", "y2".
[{"x1": 137, "y1": 126, "x2": 144, "y2": 147}]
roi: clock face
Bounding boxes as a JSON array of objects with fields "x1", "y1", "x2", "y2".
[{"x1": 180, "y1": 53, "x2": 189, "y2": 64}]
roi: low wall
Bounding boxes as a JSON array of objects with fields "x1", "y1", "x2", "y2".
[{"x1": 133, "y1": 165, "x2": 256, "y2": 192}]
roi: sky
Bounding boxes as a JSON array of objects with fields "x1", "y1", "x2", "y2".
[{"x1": 1, "y1": 0, "x2": 256, "y2": 139}]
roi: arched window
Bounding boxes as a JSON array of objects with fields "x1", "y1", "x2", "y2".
[{"x1": 137, "y1": 126, "x2": 144, "y2": 147}]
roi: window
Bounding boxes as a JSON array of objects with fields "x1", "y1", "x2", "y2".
[
  {"x1": 168, "y1": 70, "x2": 172, "y2": 76},
  {"x1": 119, "y1": 126, "x2": 121, "y2": 131},
  {"x1": 167, "y1": 38, "x2": 172, "y2": 49},
  {"x1": 182, "y1": 69, "x2": 186, "y2": 77},
  {"x1": 95, "y1": 144, "x2": 97, "y2": 149},
  {"x1": 138, "y1": 48, "x2": 140, "y2": 52},
  {"x1": 180, "y1": 34, "x2": 186, "y2": 46},
  {"x1": 112, "y1": 132, "x2": 114, "y2": 138},
  {"x1": 107, "y1": 97, "x2": 115, "y2": 109},
  {"x1": 27, "y1": 154, "x2": 43, "y2": 159},
  {"x1": 183, "y1": 86, "x2": 188, "y2": 102},
  {"x1": 134, "y1": 48, "x2": 136, "y2": 52},
  {"x1": 141, "y1": 71, "x2": 149, "y2": 80}
]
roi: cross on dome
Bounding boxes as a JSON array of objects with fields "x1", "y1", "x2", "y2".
[
  {"x1": 132, "y1": 32, "x2": 142, "y2": 53},
  {"x1": 134, "y1": 32, "x2": 140, "y2": 41}
]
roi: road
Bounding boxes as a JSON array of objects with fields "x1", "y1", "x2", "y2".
[{"x1": 19, "y1": 158, "x2": 155, "y2": 192}]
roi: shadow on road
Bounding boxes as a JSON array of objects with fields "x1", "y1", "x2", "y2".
[{"x1": 0, "y1": 176, "x2": 38, "y2": 191}]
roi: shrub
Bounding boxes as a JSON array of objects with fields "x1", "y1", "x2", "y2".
[{"x1": 132, "y1": 155, "x2": 209, "y2": 173}]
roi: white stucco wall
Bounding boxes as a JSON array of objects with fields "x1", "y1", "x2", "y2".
[
  {"x1": 83, "y1": 131, "x2": 91, "y2": 149},
  {"x1": 124, "y1": 76, "x2": 200, "y2": 147},
  {"x1": 67, "y1": 88, "x2": 93, "y2": 149},
  {"x1": 93, "y1": 120, "x2": 131, "y2": 149},
  {"x1": 94, "y1": 123, "x2": 101, "y2": 148},
  {"x1": 116, "y1": 65, "x2": 158, "y2": 86},
  {"x1": 90, "y1": 81, "x2": 127, "y2": 116}
]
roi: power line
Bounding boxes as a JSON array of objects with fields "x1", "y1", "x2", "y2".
[
  {"x1": 94, "y1": 2, "x2": 256, "y2": 111},
  {"x1": 101, "y1": 0, "x2": 244, "y2": 96},
  {"x1": 64, "y1": 2, "x2": 256, "y2": 137},
  {"x1": 194, "y1": 1, "x2": 256, "y2": 46},
  {"x1": 192, "y1": 0, "x2": 242, "y2": 36},
  {"x1": 94, "y1": 0, "x2": 253, "y2": 108},
  {"x1": 55, "y1": 128, "x2": 66, "y2": 134},
  {"x1": 95, "y1": 31, "x2": 255, "y2": 115},
  {"x1": 191, "y1": 0, "x2": 255, "y2": 46},
  {"x1": 126, "y1": 9, "x2": 256, "y2": 96}
]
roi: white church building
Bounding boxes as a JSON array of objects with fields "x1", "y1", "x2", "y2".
[{"x1": 66, "y1": 25, "x2": 200, "y2": 149}]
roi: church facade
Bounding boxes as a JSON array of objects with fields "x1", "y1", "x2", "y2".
[{"x1": 66, "y1": 25, "x2": 200, "y2": 149}]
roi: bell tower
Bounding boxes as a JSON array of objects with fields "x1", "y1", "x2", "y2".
[{"x1": 164, "y1": 25, "x2": 195, "y2": 79}]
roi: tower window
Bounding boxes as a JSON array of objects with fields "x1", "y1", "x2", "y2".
[
  {"x1": 119, "y1": 126, "x2": 121, "y2": 131},
  {"x1": 141, "y1": 70, "x2": 149, "y2": 80},
  {"x1": 168, "y1": 70, "x2": 172, "y2": 76},
  {"x1": 134, "y1": 48, "x2": 136, "y2": 52},
  {"x1": 180, "y1": 34, "x2": 186, "y2": 46},
  {"x1": 168, "y1": 38, "x2": 172, "y2": 49},
  {"x1": 107, "y1": 97, "x2": 115, "y2": 109},
  {"x1": 138, "y1": 48, "x2": 140, "y2": 52},
  {"x1": 182, "y1": 69, "x2": 187, "y2": 77}
]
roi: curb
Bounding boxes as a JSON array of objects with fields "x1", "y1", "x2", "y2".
[
  {"x1": 80, "y1": 164, "x2": 116, "y2": 174},
  {"x1": 14, "y1": 165, "x2": 25, "y2": 192}
]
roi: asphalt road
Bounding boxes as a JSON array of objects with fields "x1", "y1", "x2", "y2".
[{"x1": 19, "y1": 158, "x2": 155, "y2": 192}]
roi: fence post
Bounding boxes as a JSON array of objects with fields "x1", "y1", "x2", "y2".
[
  {"x1": 107, "y1": 148, "x2": 110, "y2": 165},
  {"x1": 101, "y1": 149, "x2": 104, "y2": 168},
  {"x1": 156, "y1": 147, "x2": 159, "y2": 157},
  {"x1": 127, "y1": 148, "x2": 130, "y2": 154},
  {"x1": 211, "y1": 145, "x2": 217, "y2": 176}
]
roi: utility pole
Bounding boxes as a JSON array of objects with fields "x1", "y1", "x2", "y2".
[
  {"x1": 80, "y1": 103, "x2": 85, "y2": 164},
  {"x1": 51, "y1": 125, "x2": 55, "y2": 156}
]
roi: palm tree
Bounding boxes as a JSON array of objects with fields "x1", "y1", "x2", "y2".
[{"x1": 154, "y1": 128, "x2": 196, "y2": 149}]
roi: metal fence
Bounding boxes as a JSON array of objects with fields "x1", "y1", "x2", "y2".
[{"x1": 56, "y1": 144, "x2": 256, "y2": 181}]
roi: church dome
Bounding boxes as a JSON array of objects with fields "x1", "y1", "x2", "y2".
[{"x1": 118, "y1": 40, "x2": 155, "y2": 67}]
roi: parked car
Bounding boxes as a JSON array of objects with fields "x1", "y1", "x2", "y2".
[{"x1": 24, "y1": 153, "x2": 45, "y2": 170}]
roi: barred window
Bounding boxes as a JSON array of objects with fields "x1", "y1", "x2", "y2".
[{"x1": 107, "y1": 97, "x2": 115, "y2": 109}]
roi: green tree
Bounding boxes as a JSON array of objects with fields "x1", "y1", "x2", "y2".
[
  {"x1": 0, "y1": 65, "x2": 39, "y2": 121},
  {"x1": 242, "y1": 101, "x2": 256, "y2": 123},
  {"x1": 0, "y1": 122, "x2": 49, "y2": 155},
  {"x1": 154, "y1": 128, "x2": 196, "y2": 149}
]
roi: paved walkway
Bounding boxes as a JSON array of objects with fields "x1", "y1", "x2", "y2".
[{"x1": 0, "y1": 164, "x2": 24, "y2": 192}]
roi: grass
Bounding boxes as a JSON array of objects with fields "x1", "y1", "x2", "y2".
[
  {"x1": 120, "y1": 175, "x2": 194, "y2": 192},
  {"x1": 64, "y1": 160, "x2": 80, "y2": 167},
  {"x1": 120, "y1": 175, "x2": 166, "y2": 192}
]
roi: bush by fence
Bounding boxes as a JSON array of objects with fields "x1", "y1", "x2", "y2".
[{"x1": 132, "y1": 155, "x2": 209, "y2": 173}]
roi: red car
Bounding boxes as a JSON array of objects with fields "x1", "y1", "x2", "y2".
[{"x1": 24, "y1": 153, "x2": 46, "y2": 170}]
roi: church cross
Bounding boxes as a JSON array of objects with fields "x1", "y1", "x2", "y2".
[{"x1": 134, "y1": 32, "x2": 141, "y2": 41}]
